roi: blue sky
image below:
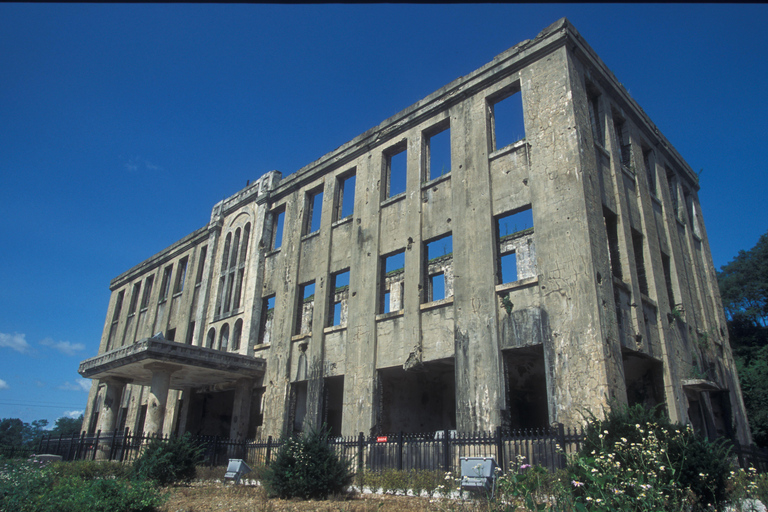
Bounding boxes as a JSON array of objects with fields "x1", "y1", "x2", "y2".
[{"x1": 1, "y1": 4, "x2": 766, "y2": 427}]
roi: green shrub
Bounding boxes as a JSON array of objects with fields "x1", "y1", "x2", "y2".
[
  {"x1": 132, "y1": 433, "x2": 204, "y2": 486},
  {"x1": 49, "y1": 460, "x2": 133, "y2": 481},
  {"x1": 568, "y1": 403, "x2": 735, "y2": 511},
  {"x1": 0, "y1": 460, "x2": 164, "y2": 512},
  {"x1": 261, "y1": 426, "x2": 353, "y2": 499}
]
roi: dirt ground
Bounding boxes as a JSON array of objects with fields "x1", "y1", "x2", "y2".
[{"x1": 159, "y1": 482, "x2": 490, "y2": 512}]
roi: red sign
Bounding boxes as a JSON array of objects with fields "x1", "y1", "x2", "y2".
[{"x1": 376, "y1": 436, "x2": 388, "y2": 443}]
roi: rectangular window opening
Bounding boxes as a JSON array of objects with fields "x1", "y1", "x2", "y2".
[
  {"x1": 304, "y1": 189, "x2": 323, "y2": 235},
  {"x1": 613, "y1": 116, "x2": 631, "y2": 168},
  {"x1": 296, "y1": 283, "x2": 315, "y2": 335},
  {"x1": 186, "y1": 321, "x2": 195, "y2": 344},
  {"x1": 587, "y1": 83, "x2": 603, "y2": 146},
  {"x1": 335, "y1": 172, "x2": 356, "y2": 221},
  {"x1": 384, "y1": 143, "x2": 407, "y2": 198},
  {"x1": 632, "y1": 229, "x2": 649, "y2": 296},
  {"x1": 159, "y1": 265, "x2": 173, "y2": 302},
  {"x1": 661, "y1": 253, "x2": 675, "y2": 307},
  {"x1": 667, "y1": 169, "x2": 679, "y2": 218},
  {"x1": 271, "y1": 208, "x2": 285, "y2": 250},
  {"x1": 128, "y1": 282, "x2": 141, "y2": 315},
  {"x1": 259, "y1": 295, "x2": 276, "y2": 345},
  {"x1": 381, "y1": 251, "x2": 405, "y2": 313},
  {"x1": 140, "y1": 275, "x2": 154, "y2": 310},
  {"x1": 643, "y1": 149, "x2": 656, "y2": 196},
  {"x1": 195, "y1": 246, "x2": 207, "y2": 285},
  {"x1": 425, "y1": 124, "x2": 451, "y2": 181},
  {"x1": 174, "y1": 257, "x2": 188, "y2": 294},
  {"x1": 425, "y1": 235, "x2": 453, "y2": 302},
  {"x1": 329, "y1": 270, "x2": 350, "y2": 326},
  {"x1": 497, "y1": 208, "x2": 534, "y2": 284},
  {"x1": 490, "y1": 89, "x2": 525, "y2": 151},
  {"x1": 604, "y1": 209, "x2": 623, "y2": 280}
]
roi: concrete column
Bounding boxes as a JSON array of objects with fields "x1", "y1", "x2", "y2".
[
  {"x1": 229, "y1": 378, "x2": 254, "y2": 440},
  {"x1": 96, "y1": 378, "x2": 128, "y2": 434},
  {"x1": 144, "y1": 363, "x2": 180, "y2": 435}
]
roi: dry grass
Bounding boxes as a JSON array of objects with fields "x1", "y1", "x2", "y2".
[{"x1": 159, "y1": 482, "x2": 500, "y2": 512}]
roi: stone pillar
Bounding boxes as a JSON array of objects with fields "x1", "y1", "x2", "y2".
[
  {"x1": 144, "y1": 363, "x2": 180, "y2": 435},
  {"x1": 96, "y1": 378, "x2": 128, "y2": 434},
  {"x1": 229, "y1": 378, "x2": 254, "y2": 440}
]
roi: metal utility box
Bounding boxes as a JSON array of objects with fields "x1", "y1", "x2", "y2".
[
  {"x1": 460, "y1": 456, "x2": 498, "y2": 496},
  {"x1": 224, "y1": 458, "x2": 251, "y2": 484}
]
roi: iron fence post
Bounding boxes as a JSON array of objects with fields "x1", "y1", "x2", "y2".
[
  {"x1": 397, "y1": 431, "x2": 404, "y2": 471},
  {"x1": 442, "y1": 429, "x2": 450, "y2": 473},
  {"x1": 266, "y1": 435, "x2": 273, "y2": 465},
  {"x1": 495, "y1": 426, "x2": 504, "y2": 473},
  {"x1": 357, "y1": 432, "x2": 365, "y2": 485},
  {"x1": 91, "y1": 430, "x2": 100, "y2": 461}
]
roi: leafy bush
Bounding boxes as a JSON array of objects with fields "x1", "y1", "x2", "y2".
[
  {"x1": 0, "y1": 459, "x2": 164, "y2": 512},
  {"x1": 261, "y1": 426, "x2": 353, "y2": 499},
  {"x1": 132, "y1": 433, "x2": 204, "y2": 485},
  {"x1": 49, "y1": 460, "x2": 133, "y2": 481},
  {"x1": 567, "y1": 404, "x2": 735, "y2": 511}
]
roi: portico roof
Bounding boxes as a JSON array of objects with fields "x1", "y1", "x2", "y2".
[{"x1": 78, "y1": 336, "x2": 266, "y2": 389}]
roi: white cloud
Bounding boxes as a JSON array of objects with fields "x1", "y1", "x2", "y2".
[
  {"x1": 59, "y1": 379, "x2": 91, "y2": 392},
  {"x1": 40, "y1": 338, "x2": 85, "y2": 356},
  {"x1": 0, "y1": 379, "x2": 8, "y2": 390},
  {"x1": 63, "y1": 410, "x2": 84, "y2": 419},
  {"x1": 0, "y1": 332, "x2": 30, "y2": 353}
]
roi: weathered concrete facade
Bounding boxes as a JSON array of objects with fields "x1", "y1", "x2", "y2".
[{"x1": 80, "y1": 19, "x2": 751, "y2": 445}]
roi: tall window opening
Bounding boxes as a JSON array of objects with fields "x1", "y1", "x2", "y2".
[
  {"x1": 206, "y1": 328, "x2": 215, "y2": 349},
  {"x1": 186, "y1": 321, "x2": 195, "y2": 344},
  {"x1": 140, "y1": 275, "x2": 154, "y2": 311},
  {"x1": 218, "y1": 323, "x2": 229, "y2": 351},
  {"x1": 380, "y1": 251, "x2": 405, "y2": 313},
  {"x1": 232, "y1": 319, "x2": 243, "y2": 352},
  {"x1": 128, "y1": 282, "x2": 141, "y2": 315},
  {"x1": 497, "y1": 208, "x2": 535, "y2": 284},
  {"x1": 661, "y1": 252, "x2": 675, "y2": 307},
  {"x1": 424, "y1": 121, "x2": 451, "y2": 181},
  {"x1": 329, "y1": 270, "x2": 350, "y2": 326},
  {"x1": 303, "y1": 188, "x2": 323, "y2": 235},
  {"x1": 334, "y1": 171, "x2": 356, "y2": 221},
  {"x1": 384, "y1": 142, "x2": 407, "y2": 199},
  {"x1": 632, "y1": 229, "x2": 649, "y2": 296},
  {"x1": 604, "y1": 209, "x2": 623, "y2": 280},
  {"x1": 489, "y1": 88, "x2": 525, "y2": 151},
  {"x1": 173, "y1": 256, "x2": 188, "y2": 294},
  {"x1": 667, "y1": 169, "x2": 679, "y2": 218},
  {"x1": 195, "y1": 246, "x2": 207, "y2": 285},
  {"x1": 259, "y1": 295, "x2": 276, "y2": 345},
  {"x1": 586, "y1": 83, "x2": 603, "y2": 146},
  {"x1": 296, "y1": 282, "x2": 315, "y2": 335},
  {"x1": 643, "y1": 148, "x2": 656, "y2": 196},
  {"x1": 271, "y1": 208, "x2": 285, "y2": 250},
  {"x1": 425, "y1": 234, "x2": 453, "y2": 302},
  {"x1": 107, "y1": 290, "x2": 124, "y2": 350},
  {"x1": 158, "y1": 265, "x2": 173, "y2": 302},
  {"x1": 233, "y1": 223, "x2": 250, "y2": 310},
  {"x1": 613, "y1": 116, "x2": 631, "y2": 168}
]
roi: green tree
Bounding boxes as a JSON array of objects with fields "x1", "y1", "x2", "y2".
[
  {"x1": 0, "y1": 418, "x2": 25, "y2": 449},
  {"x1": 718, "y1": 229, "x2": 768, "y2": 447},
  {"x1": 50, "y1": 415, "x2": 84, "y2": 436}
]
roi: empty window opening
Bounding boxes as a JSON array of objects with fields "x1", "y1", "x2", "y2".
[
  {"x1": 271, "y1": 208, "x2": 285, "y2": 250},
  {"x1": 159, "y1": 265, "x2": 173, "y2": 302},
  {"x1": 623, "y1": 352, "x2": 664, "y2": 411},
  {"x1": 296, "y1": 282, "x2": 315, "y2": 335},
  {"x1": 502, "y1": 347, "x2": 549, "y2": 429},
  {"x1": 195, "y1": 246, "x2": 207, "y2": 285},
  {"x1": 425, "y1": 123, "x2": 451, "y2": 181},
  {"x1": 232, "y1": 319, "x2": 242, "y2": 352},
  {"x1": 613, "y1": 116, "x2": 631, "y2": 168},
  {"x1": 335, "y1": 172, "x2": 356, "y2": 221},
  {"x1": 604, "y1": 209, "x2": 623, "y2": 280},
  {"x1": 289, "y1": 381, "x2": 308, "y2": 434},
  {"x1": 329, "y1": 270, "x2": 350, "y2": 326},
  {"x1": 384, "y1": 143, "x2": 407, "y2": 198},
  {"x1": 107, "y1": 290, "x2": 124, "y2": 350},
  {"x1": 206, "y1": 328, "x2": 215, "y2": 349},
  {"x1": 587, "y1": 83, "x2": 603, "y2": 146},
  {"x1": 322, "y1": 376, "x2": 344, "y2": 437},
  {"x1": 490, "y1": 89, "x2": 525, "y2": 151},
  {"x1": 140, "y1": 275, "x2": 154, "y2": 310},
  {"x1": 632, "y1": 229, "x2": 649, "y2": 296},
  {"x1": 259, "y1": 295, "x2": 275, "y2": 345},
  {"x1": 661, "y1": 252, "x2": 675, "y2": 307},
  {"x1": 218, "y1": 323, "x2": 229, "y2": 351},
  {"x1": 381, "y1": 251, "x2": 405, "y2": 313},
  {"x1": 128, "y1": 282, "x2": 141, "y2": 315},
  {"x1": 174, "y1": 257, "x2": 188, "y2": 294},
  {"x1": 643, "y1": 148, "x2": 656, "y2": 196},
  {"x1": 667, "y1": 169, "x2": 679, "y2": 217},
  {"x1": 186, "y1": 321, "x2": 195, "y2": 344},
  {"x1": 377, "y1": 360, "x2": 456, "y2": 434},
  {"x1": 425, "y1": 235, "x2": 453, "y2": 302},
  {"x1": 497, "y1": 208, "x2": 535, "y2": 284},
  {"x1": 165, "y1": 328, "x2": 176, "y2": 342},
  {"x1": 185, "y1": 388, "x2": 235, "y2": 438},
  {"x1": 239, "y1": 224, "x2": 250, "y2": 264},
  {"x1": 304, "y1": 189, "x2": 324, "y2": 235}
]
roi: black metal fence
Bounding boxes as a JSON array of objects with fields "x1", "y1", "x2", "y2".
[
  {"x1": 36, "y1": 425, "x2": 583, "y2": 474},
  {"x1": 34, "y1": 426, "x2": 768, "y2": 475}
]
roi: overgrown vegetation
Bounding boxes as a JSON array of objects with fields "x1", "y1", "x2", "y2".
[
  {"x1": 717, "y1": 230, "x2": 768, "y2": 447},
  {"x1": 261, "y1": 426, "x2": 353, "y2": 499},
  {"x1": 132, "y1": 433, "x2": 204, "y2": 485}
]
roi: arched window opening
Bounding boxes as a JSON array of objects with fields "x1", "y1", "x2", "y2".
[
  {"x1": 219, "y1": 323, "x2": 230, "y2": 351},
  {"x1": 206, "y1": 328, "x2": 216, "y2": 349},
  {"x1": 232, "y1": 319, "x2": 243, "y2": 352}
]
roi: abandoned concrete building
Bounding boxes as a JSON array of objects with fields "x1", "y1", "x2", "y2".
[{"x1": 79, "y1": 18, "x2": 752, "y2": 445}]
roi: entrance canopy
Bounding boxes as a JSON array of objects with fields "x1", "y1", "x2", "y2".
[{"x1": 78, "y1": 336, "x2": 265, "y2": 389}]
